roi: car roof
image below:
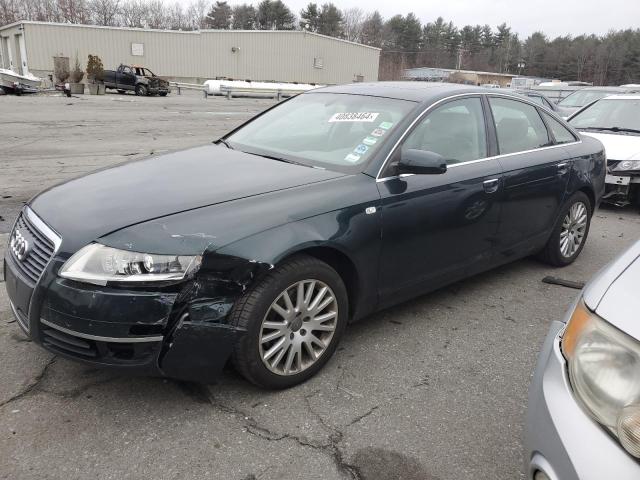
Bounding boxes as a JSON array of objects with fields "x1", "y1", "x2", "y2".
[
  {"x1": 595, "y1": 94, "x2": 640, "y2": 100},
  {"x1": 575, "y1": 86, "x2": 637, "y2": 92},
  {"x1": 312, "y1": 82, "x2": 491, "y2": 102}
]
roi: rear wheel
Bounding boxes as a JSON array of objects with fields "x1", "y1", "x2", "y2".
[
  {"x1": 135, "y1": 84, "x2": 148, "y2": 96},
  {"x1": 230, "y1": 255, "x2": 348, "y2": 389},
  {"x1": 539, "y1": 191, "x2": 592, "y2": 266}
]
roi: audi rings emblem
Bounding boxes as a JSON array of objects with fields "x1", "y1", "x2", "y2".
[{"x1": 10, "y1": 229, "x2": 30, "y2": 261}]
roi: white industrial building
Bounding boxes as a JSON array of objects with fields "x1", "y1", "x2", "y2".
[{"x1": 0, "y1": 21, "x2": 380, "y2": 84}]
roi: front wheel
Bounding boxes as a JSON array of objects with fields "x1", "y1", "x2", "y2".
[
  {"x1": 539, "y1": 191, "x2": 592, "y2": 266},
  {"x1": 230, "y1": 255, "x2": 348, "y2": 389},
  {"x1": 135, "y1": 84, "x2": 148, "y2": 96}
]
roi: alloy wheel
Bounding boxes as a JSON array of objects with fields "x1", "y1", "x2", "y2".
[
  {"x1": 259, "y1": 280, "x2": 338, "y2": 376},
  {"x1": 560, "y1": 201, "x2": 588, "y2": 258}
]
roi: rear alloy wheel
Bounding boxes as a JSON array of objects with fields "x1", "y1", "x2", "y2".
[
  {"x1": 230, "y1": 255, "x2": 347, "y2": 389},
  {"x1": 135, "y1": 84, "x2": 148, "y2": 96},
  {"x1": 539, "y1": 191, "x2": 592, "y2": 266}
]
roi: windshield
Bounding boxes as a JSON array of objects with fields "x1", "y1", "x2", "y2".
[
  {"x1": 558, "y1": 89, "x2": 619, "y2": 108},
  {"x1": 225, "y1": 93, "x2": 416, "y2": 172},
  {"x1": 569, "y1": 98, "x2": 640, "y2": 133}
]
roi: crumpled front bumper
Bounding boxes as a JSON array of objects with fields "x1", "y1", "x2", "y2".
[{"x1": 5, "y1": 251, "x2": 244, "y2": 383}]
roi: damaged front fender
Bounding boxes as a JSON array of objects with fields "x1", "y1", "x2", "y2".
[{"x1": 158, "y1": 253, "x2": 274, "y2": 382}]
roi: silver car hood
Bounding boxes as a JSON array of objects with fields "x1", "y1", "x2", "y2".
[{"x1": 584, "y1": 239, "x2": 640, "y2": 341}]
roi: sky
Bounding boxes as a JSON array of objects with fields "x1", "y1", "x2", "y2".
[{"x1": 180, "y1": 0, "x2": 640, "y2": 39}]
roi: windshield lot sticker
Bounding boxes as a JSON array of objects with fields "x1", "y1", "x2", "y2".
[
  {"x1": 379, "y1": 121, "x2": 393, "y2": 130},
  {"x1": 344, "y1": 153, "x2": 361, "y2": 163},
  {"x1": 362, "y1": 136, "x2": 377, "y2": 146},
  {"x1": 354, "y1": 144, "x2": 369, "y2": 155},
  {"x1": 329, "y1": 112, "x2": 380, "y2": 123},
  {"x1": 371, "y1": 128, "x2": 386, "y2": 137}
]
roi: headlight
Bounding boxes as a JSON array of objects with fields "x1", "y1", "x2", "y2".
[
  {"x1": 612, "y1": 160, "x2": 640, "y2": 172},
  {"x1": 562, "y1": 299, "x2": 640, "y2": 458},
  {"x1": 59, "y1": 244, "x2": 202, "y2": 286}
]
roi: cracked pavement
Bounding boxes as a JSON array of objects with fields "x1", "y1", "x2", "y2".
[{"x1": 2, "y1": 91, "x2": 640, "y2": 479}]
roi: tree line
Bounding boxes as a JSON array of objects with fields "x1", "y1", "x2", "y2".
[{"x1": 1, "y1": 0, "x2": 638, "y2": 84}]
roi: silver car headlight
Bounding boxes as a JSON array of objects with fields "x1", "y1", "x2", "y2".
[
  {"x1": 612, "y1": 160, "x2": 640, "y2": 172},
  {"x1": 59, "y1": 244, "x2": 202, "y2": 286},
  {"x1": 562, "y1": 299, "x2": 640, "y2": 458}
]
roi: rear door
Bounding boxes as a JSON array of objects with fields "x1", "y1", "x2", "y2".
[
  {"x1": 377, "y1": 96, "x2": 503, "y2": 306},
  {"x1": 487, "y1": 96, "x2": 572, "y2": 259}
]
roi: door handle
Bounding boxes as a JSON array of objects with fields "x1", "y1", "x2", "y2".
[
  {"x1": 557, "y1": 162, "x2": 569, "y2": 175},
  {"x1": 483, "y1": 178, "x2": 500, "y2": 194}
]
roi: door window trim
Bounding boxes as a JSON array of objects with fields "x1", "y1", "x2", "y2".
[{"x1": 376, "y1": 92, "x2": 582, "y2": 182}]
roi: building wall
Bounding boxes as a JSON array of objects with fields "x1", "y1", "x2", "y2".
[
  {"x1": 0, "y1": 24, "x2": 24, "y2": 72},
  {"x1": 12, "y1": 22, "x2": 379, "y2": 84}
]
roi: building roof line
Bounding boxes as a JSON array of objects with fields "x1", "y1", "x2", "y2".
[{"x1": 0, "y1": 20, "x2": 381, "y2": 51}]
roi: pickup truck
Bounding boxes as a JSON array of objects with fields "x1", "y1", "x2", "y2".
[{"x1": 103, "y1": 64, "x2": 170, "y2": 96}]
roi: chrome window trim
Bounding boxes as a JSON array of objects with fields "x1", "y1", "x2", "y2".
[
  {"x1": 24, "y1": 205, "x2": 62, "y2": 254},
  {"x1": 40, "y1": 318, "x2": 164, "y2": 343},
  {"x1": 375, "y1": 91, "x2": 582, "y2": 183}
]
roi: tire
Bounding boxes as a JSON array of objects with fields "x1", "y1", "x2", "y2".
[
  {"x1": 538, "y1": 191, "x2": 592, "y2": 267},
  {"x1": 230, "y1": 254, "x2": 348, "y2": 389},
  {"x1": 135, "y1": 84, "x2": 148, "y2": 96},
  {"x1": 159, "y1": 92, "x2": 168, "y2": 97}
]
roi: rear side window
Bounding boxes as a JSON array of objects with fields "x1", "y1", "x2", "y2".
[
  {"x1": 403, "y1": 97, "x2": 487, "y2": 164},
  {"x1": 542, "y1": 112, "x2": 576, "y2": 144},
  {"x1": 489, "y1": 97, "x2": 551, "y2": 155}
]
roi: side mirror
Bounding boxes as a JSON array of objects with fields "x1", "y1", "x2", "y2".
[{"x1": 398, "y1": 149, "x2": 447, "y2": 175}]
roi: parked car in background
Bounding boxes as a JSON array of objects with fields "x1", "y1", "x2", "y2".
[
  {"x1": 501, "y1": 88, "x2": 560, "y2": 113},
  {"x1": 103, "y1": 64, "x2": 170, "y2": 96},
  {"x1": 556, "y1": 86, "x2": 639, "y2": 118},
  {"x1": 525, "y1": 239, "x2": 640, "y2": 480},
  {"x1": 5, "y1": 83, "x2": 605, "y2": 389},
  {"x1": 568, "y1": 95, "x2": 640, "y2": 206}
]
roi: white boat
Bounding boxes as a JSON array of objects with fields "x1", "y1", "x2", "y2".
[{"x1": 0, "y1": 68, "x2": 41, "y2": 92}]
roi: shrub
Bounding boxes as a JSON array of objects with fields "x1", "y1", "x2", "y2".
[
  {"x1": 86, "y1": 54, "x2": 104, "y2": 83},
  {"x1": 69, "y1": 53, "x2": 84, "y2": 83}
]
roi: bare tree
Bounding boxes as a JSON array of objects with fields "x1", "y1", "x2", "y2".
[
  {"x1": 120, "y1": 0, "x2": 147, "y2": 27},
  {"x1": 341, "y1": 7, "x2": 364, "y2": 42},
  {"x1": 88, "y1": 0, "x2": 120, "y2": 25},
  {"x1": 145, "y1": 0, "x2": 167, "y2": 28},
  {"x1": 185, "y1": 0, "x2": 207, "y2": 30},
  {"x1": 57, "y1": 0, "x2": 90, "y2": 23},
  {"x1": 166, "y1": 1, "x2": 186, "y2": 30}
]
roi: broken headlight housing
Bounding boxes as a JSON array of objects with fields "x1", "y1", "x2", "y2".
[
  {"x1": 59, "y1": 244, "x2": 202, "y2": 286},
  {"x1": 562, "y1": 299, "x2": 640, "y2": 458},
  {"x1": 612, "y1": 160, "x2": 640, "y2": 173}
]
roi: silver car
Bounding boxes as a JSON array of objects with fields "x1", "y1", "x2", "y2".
[{"x1": 525, "y1": 240, "x2": 640, "y2": 480}]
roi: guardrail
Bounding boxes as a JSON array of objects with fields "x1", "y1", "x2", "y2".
[{"x1": 170, "y1": 81, "x2": 207, "y2": 97}]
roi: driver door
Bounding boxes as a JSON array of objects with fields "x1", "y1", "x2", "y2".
[{"x1": 376, "y1": 96, "x2": 504, "y2": 307}]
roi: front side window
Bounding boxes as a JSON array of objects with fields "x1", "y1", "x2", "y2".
[
  {"x1": 542, "y1": 112, "x2": 577, "y2": 144},
  {"x1": 489, "y1": 97, "x2": 551, "y2": 155},
  {"x1": 402, "y1": 97, "x2": 487, "y2": 165},
  {"x1": 226, "y1": 93, "x2": 416, "y2": 172}
]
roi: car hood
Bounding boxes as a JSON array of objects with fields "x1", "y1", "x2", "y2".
[
  {"x1": 584, "y1": 239, "x2": 640, "y2": 342},
  {"x1": 30, "y1": 145, "x2": 345, "y2": 253},
  {"x1": 580, "y1": 132, "x2": 640, "y2": 161}
]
